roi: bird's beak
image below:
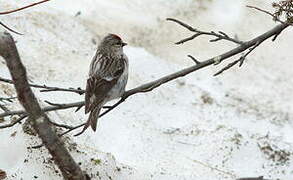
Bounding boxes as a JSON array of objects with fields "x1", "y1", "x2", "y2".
[{"x1": 122, "y1": 42, "x2": 127, "y2": 46}]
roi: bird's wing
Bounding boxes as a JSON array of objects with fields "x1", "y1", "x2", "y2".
[{"x1": 85, "y1": 54, "x2": 125, "y2": 113}]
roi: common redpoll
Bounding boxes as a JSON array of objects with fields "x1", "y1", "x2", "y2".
[{"x1": 83, "y1": 34, "x2": 128, "y2": 132}]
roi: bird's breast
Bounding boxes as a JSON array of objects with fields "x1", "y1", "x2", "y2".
[{"x1": 106, "y1": 65, "x2": 128, "y2": 101}]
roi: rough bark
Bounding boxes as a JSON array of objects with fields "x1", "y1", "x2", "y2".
[{"x1": 0, "y1": 31, "x2": 87, "y2": 180}]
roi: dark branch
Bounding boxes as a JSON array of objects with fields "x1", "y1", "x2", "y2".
[
  {"x1": 0, "y1": 115, "x2": 26, "y2": 129},
  {"x1": 213, "y1": 41, "x2": 262, "y2": 76},
  {"x1": 44, "y1": 100, "x2": 72, "y2": 108},
  {"x1": 0, "y1": 21, "x2": 23, "y2": 35},
  {"x1": 187, "y1": 55, "x2": 201, "y2": 64},
  {"x1": 29, "y1": 98, "x2": 129, "y2": 137},
  {"x1": 239, "y1": 41, "x2": 261, "y2": 67},
  {"x1": 0, "y1": 0, "x2": 51, "y2": 15},
  {"x1": 213, "y1": 60, "x2": 240, "y2": 77},
  {"x1": 166, "y1": 18, "x2": 244, "y2": 45},
  {"x1": 0, "y1": 77, "x2": 85, "y2": 94},
  {"x1": 0, "y1": 96, "x2": 17, "y2": 102},
  {"x1": 49, "y1": 120, "x2": 75, "y2": 130},
  {"x1": 59, "y1": 123, "x2": 85, "y2": 137},
  {"x1": 40, "y1": 87, "x2": 84, "y2": 94},
  {"x1": 0, "y1": 101, "x2": 84, "y2": 118},
  {"x1": 236, "y1": 176, "x2": 265, "y2": 180},
  {"x1": 0, "y1": 104, "x2": 9, "y2": 113},
  {"x1": 0, "y1": 31, "x2": 87, "y2": 179},
  {"x1": 247, "y1": 5, "x2": 287, "y2": 24}
]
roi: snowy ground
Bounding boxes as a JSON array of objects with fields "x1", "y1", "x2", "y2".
[{"x1": 0, "y1": 0, "x2": 293, "y2": 179}]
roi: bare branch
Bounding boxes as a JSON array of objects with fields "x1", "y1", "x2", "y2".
[
  {"x1": 27, "y1": 98, "x2": 126, "y2": 137},
  {"x1": 0, "y1": 20, "x2": 289, "y2": 136},
  {"x1": 0, "y1": 77, "x2": 85, "y2": 94},
  {"x1": 0, "y1": 0, "x2": 51, "y2": 15},
  {"x1": 26, "y1": 98, "x2": 130, "y2": 137},
  {"x1": 236, "y1": 176, "x2": 265, "y2": 180},
  {"x1": 0, "y1": 96, "x2": 17, "y2": 102},
  {"x1": 239, "y1": 41, "x2": 261, "y2": 67},
  {"x1": 247, "y1": 5, "x2": 287, "y2": 24},
  {"x1": 40, "y1": 87, "x2": 84, "y2": 94},
  {"x1": 187, "y1": 55, "x2": 201, "y2": 64},
  {"x1": 0, "y1": 21, "x2": 23, "y2": 35},
  {"x1": 49, "y1": 120, "x2": 75, "y2": 130},
  {"x1": 0, "y1": 115, "x2": 26, "y2": 129},
  {"x1": 0, "y1": 101, "x2": 84, "y2": 118},
  {"x1": 0, "y1": 31, "x2": 87, "y2": 179},
  {"x1": 44, "y1": 100, "x2": 71, "y2": 108},
  {"x1": 213, "y1": 60, "x2": 240, "y2": 76},
  {"x1": 166, "y1": 18, "x2": 244, "y2": 45},
  {"x1": 166, "y1": 18, "x2": 196, "y2": 31},
  {"x1": 59, "y1": 123, "x2": 85, "y2": 137},
  {"x1": 213, "y1": 41, "x2": 262, "y2": 76},
  {"x1": 0, "y1": 104, "x2": 9, "y2": 113}
]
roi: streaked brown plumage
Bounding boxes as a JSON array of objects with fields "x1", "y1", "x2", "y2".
[{"x1": 83, "y1": 34, "x2": 128, "y2": 132}]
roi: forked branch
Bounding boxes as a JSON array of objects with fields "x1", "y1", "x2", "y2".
[{"x1": 166, "y1": 18, "x2": 244, "y2": 45}]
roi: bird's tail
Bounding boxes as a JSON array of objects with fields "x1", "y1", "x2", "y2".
[
  {"x1": 87, "y1": 106, "x2": 101, "y2": 131},
  {"x1": 75, "y1": 105, "x2": 101, "y2": 136}
]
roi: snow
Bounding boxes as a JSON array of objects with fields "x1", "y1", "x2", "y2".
[{"x1": 0, "y1": 0, "x2": 293, "y2": 179}]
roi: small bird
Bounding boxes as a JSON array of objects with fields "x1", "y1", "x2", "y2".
[{"x1": 83, "y1": 34, "x2": 128, "y2": 132}]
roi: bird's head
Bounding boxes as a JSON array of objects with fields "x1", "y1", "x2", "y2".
[{"x1": 99, "y1": 34, "x2": 127, "y2": 54}]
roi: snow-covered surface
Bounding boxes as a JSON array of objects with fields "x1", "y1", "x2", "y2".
[{"x1": 0, "y1": 0, "x2": 293, "y2": 179}]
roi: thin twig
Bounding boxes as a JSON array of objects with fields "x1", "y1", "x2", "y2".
[
  {"x1": 49, "y1": 120, "x2": 75, "y2": 130},
  {"x1": 0, "y1": 101, "x2": 84, "y2": 118},
  {"x1": 0, "y1": 115, "x2": 26, "y2": 129},
  {"x1": 45, "y1": 100, "x2": 70, "y2": 108},
  {"x1": 0, "y1": 104, "x2": 9, "y2": 112},
  {"x1": 40, "y1": 98, "x2": 127, "y2": 137},
  {"x1": 30, "y1": 144, "x2": 44, "y2": 149},
  {"x1": 40, "y1": 87, "x2": 84, "y2": 94},
  {"x1": 0, "y1": 97, "x2": 16, "y2": 113},
  {"x1": 0, "y1": 100, "x2": 84, "y2": 130},
  {"x1": 0, "y1": 96, "x2": 17, "y2": 102},
  {"x1": 0, "y1": 21, "x2": 23, "y2": 35},
  {"x1": 246, "y1": 5, "x2": 286, "y2": 24},
  {"x1": 187, "y1": 156, "x2": 236, "y2": 178},
  {"x1": 0, "y1": 77, "x2": 85, "y2": 94},
  {"x1": 236, "y1": 176, "x2": 265, "y2": 180},
  {"x1": 0, "y1": 0, "x2": 51, "y2": 15},
  {"x1": 239, "y1": 41, "x2": 261, "y2": 67},
  {"x1": 187, "y1": 55, "x2": 201, "y2": 64},
  {"x1": 213, "y1": 60, "x2": 240, "y2": 76},
  {"x1": 59, "y1": 123, "x2": 85, "y2": 137},
  {"x1": 30, "y1": 120, "x2": 82, "y2": 149},
  {"x1": 214, "y1": 41, "x2": 262, "y2": 76},
  {"x1": 166, "y1": 18, "x2": 244, "y2": 45}
]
